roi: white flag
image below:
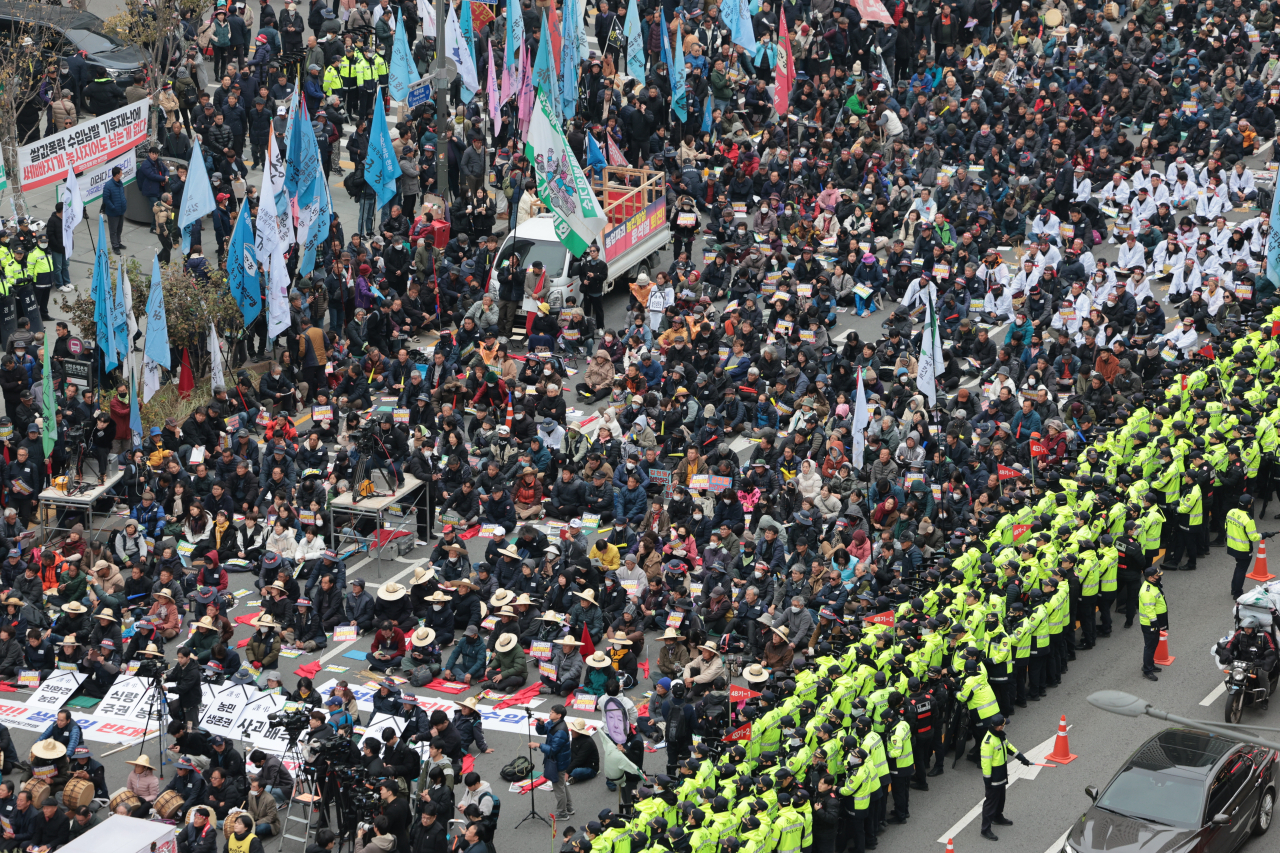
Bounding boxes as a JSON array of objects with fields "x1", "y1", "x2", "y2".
[
  {"x1": 267, "y1": 134, "x2": 293, "y2": 245},
  {"x1": 851, "y1": 367, "x2": 869, "y2": 469},
  {"x1": 256, "y1": 166, "x2": 292, "y2": 339},
  {"x1": 142, "y1": 357, "x2": 162, "y2": 403},
  {"x1": 209, "y1": 322, "x2": 225, "y2": 392},
  {"x1": 445, "y1": 3, "x2": 480, "y2": 92},
  {"x1": 122, "y1": 263, "x2": 138, "y2": 369},
  {"x1": 418, "y1": 0, "x2": 436, "y2": 34},
  {"x1": 524, "y1": 88, "x2": 608, "y2": 257},
  {"x1": 916, "y1": 283, "x2": 943, "y2": 406},
  {"x1": 61, "y1": 164, "x2": 83, "y2": 262}
]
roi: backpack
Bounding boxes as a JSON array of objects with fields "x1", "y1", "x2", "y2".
[
  {"x1": 478, "y1": 791, "x2": 501, "y2": 835},
  {"x1": 499, "y1": 755, "x2": 533, "y2": 782},
  {"x1": 502, "y1": 171, "x2": 517, "y2": 199},
  {"x1": 343, "y1": 165, "x2": 366, "y2": 200}
]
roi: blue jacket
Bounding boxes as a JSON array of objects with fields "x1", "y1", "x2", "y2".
[
  {"x1": 536, "y1": 717, "x2": 572, "y2": 776},
  {"x1": 137, "y1": 158, "x2": 169, "y2": 197},
  {"x1": 613, "y1": 484, "x2": 648, "y2": 526},
  {"x1": 1009, "y1": 409, "x2": 1042, "y2": 442},
  {"x1": 102, "y1": 178, "x2": 128, "y2": 216},
  {"x1": 637, "y1": 358, "x2": 663, "y2": 387},
  {"x1": 131, "y1": 500, "x2": 165, "y2": 539},
  {"x1": 444, "y1": 635, "x2": 486, "y2": 679}
]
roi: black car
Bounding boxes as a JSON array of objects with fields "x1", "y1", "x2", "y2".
[
  {"x1": 1067, "y1": 727, "x2": 1276, "y2": 853},
  {"x1": 0, "y1": 1, "x2": 147, "y2": 81}
]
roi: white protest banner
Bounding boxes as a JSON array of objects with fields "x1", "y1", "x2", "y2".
[
  {"x1": 24, "y1": 672, "x2": 84, "y2": 713},
  {"x1": 198, "y1": 684, "x2": 259, "y2": 737},
  {"x1": 75, "y1": 150, "x2": 137, "y2": 205},
  {"x1": 18, "y1": 99, "x2": 151, "y2": 192}
]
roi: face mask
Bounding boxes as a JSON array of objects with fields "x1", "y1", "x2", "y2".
[
  {"x1": 754, "y1": 570, "x2": 764, "y2": 579},
  {"x1": 860, "y1": 20, "x2": 867, "y2": 27},
  {"x1": 432, "y1": 604, "x2": 443, "y2": 611},
  {"x1": 606, "y1": 580, "x2": 614, "y2": 587},
  {"x1": 694, "y1": 512, "x2": 703, "y2": 520}
]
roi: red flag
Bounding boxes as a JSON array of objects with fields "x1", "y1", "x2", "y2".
[
  {"x1": 998, "y1": 464, "x2": 1021, "y2": 481},
  {"x1": 546, "y1": 0, "x2": 563, "y2": 74},
  {"x1": 724, "y1": 723, "x2": 753, "y2": 742},
  {"x1": 852, "y1": 0, "x2": 895, "y2": 24},
  {"x1": 866, "y1": 610, "x2": 895, "y2": 627},
  {"x1": 471, "y1": 1, "x2": 495, "y2": 33},
  {"x1": 177, "y1": 348, "x2": 195, "y2": 399},
  {"x1": 638, "y1": 660, "x2": 650, "y2": 679},
  {"x1": 1198, "y1": 344, "x2": 1215, "y2": 359},
  {"x1": 606, "y1": 134, "x2": 629, "y2": 167},
  {"x1": 774, "y1": 7, "x2": 795, "y2": 118},
  {"x1": 1029, "y1": 439, "x2": 1047, "y2": 458},
  {"x1": 462, "y1": 755, "x2": 475, "y2": 775},
  {"x1": 729, "y1": 684, "x2": 760, "y2": 702},
  {"x1": 1012, "y1": 524, "x2": 1032, "y2": 543},
  {"x1": 580, "y1": 625, "x2": 595, "y2": 657}
]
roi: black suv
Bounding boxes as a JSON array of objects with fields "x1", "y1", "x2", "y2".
[{"x1": 0, "y1": 1, "x2": 148, "y2": 81}]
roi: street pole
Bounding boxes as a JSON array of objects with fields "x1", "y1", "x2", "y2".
[
  {"x1": 1088, "y1": 690, "x2": 1280, "y2": 752},
  {"x1": 434, "y1": 0, "x2": 450, "y2": 207}
]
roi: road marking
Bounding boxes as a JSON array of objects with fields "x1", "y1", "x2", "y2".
[
  {"x1": 1201, "y1": 683, "x2": 1227, "y2": 706},
  {"x1": 935, "y1": 727, "x2": 1064, "y2": 843},
  {"x1": 1043, "y1": 826, "x2": 1072, "y2": 853}
]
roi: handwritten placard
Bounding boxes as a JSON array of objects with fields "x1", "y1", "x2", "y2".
[{"x1": 333, "y1": 624, "x2": 359, "y2": 642}]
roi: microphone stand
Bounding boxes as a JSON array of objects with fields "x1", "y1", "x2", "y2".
[{"x1": 514, "y1": 708, "x2": 554, "y2": 830}]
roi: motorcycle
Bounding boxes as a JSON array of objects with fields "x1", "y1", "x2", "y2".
[{"x1": 1224, "y1": 660, "x2": 1276, "y2": 723}]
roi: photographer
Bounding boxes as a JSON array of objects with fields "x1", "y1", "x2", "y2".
[
  {"x1": 356, "y1": 815, "x2": 395, "y2": 853},
  {"x1": 378, "y1": 780, "x2": 411, "y2": 853},
  {"x1": 249, "y1": 749, "x2": 295, "y2": 807},
  {"x1": 368, "y1": 414, "x2": 409, "y2": 490},
  {"x1": 166, "y1": 648, "x2": 204, "y2": 726}
]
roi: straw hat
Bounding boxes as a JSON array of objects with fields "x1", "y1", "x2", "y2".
[
  {"x1": 538, "y1": 611, "x2": 564, "y2": 623},
  {"x1": 497, "y1": 605, "x2": 516, "y2": 618},
  {"x1": 498, "y1": 544, "x2": 521, "y2": 559},
  {"x1": 743, "y1": 663, "x2": 770, "y2": 684},
  {"x1": 608, "y1": 631, "x2": 633, "y2": 646},
  {"x1": 31, "y1": 739, "x2": 65, "y2": 760},
  {"x1": 153, "y1": 589, "x2": 174, "y2": 602},
  {"x1": 772, "y1": 626, "x2": 789, "y2": 640},
  {"x1": 193, "y1": 615, "x2": 216, "y2": 630},
  {"x1": 554, "y1": 636, "x2": 583, "y2": 647},
  {"x1": 453, "y1": 575, "x2": 480, "y2": 590},
  {"x1": 491, "y1": 589, "x2": 515, "y2": 609},
  {"x1": 572, "y1": 588, "x2": 598, "y2": 606},
  {"x1": 267, "y1": 581, "x2": 288, "y2": 594},
  {"x1": 697, "y1": 641, "x2": 720, "y2": 655},
  {"x1": 2, "y1": 597, "x2": 22, "y2": 607},
  {"x1": 140, "y1": 643, "x2": 165, "y2": 657},
  {"x1": 378, "y1": 582, "x2": 408, "y2": 601},
  {"x1": 411, "y1": 627, "x2": 437, "y2": 647},
  {"x1": 95, "y1": 608, "x2": 119, "y2": 623},
  {"x1": 515, "y1": 593, "x2": 535, "y2": 606},
  {"x1": 458, "y1": 696, "x2": 481, "y2": 711},
  {"x1": 495, "y1": 633, "x2": 518, "y2": 653},
  {"x1": 586, "y1": 651, "x2": 613, "y2": 669},
  {"x1": 252, "y1": 614, "x2": 279, "y2": 629},
  {"x1": 410, "y1": 566, "x2": 436, "y2": 586},
  {"x1": 126, "y1": 754, "x2": 156, "y2": 770},
  {"x1": 425, "y1": 590, "x2": 452, "y2": 603},
  {"x1": 60, "y1": 601, "x2": 87, "y2": 614},
  {"x1": 659, "y1": 627, "x2": 685, "y2": 641},
  {"x1": 568, "y1": 718, "x2": 591, "y2": 734}
]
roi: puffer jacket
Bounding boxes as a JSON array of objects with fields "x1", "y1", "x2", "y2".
[{"x1": 584, "y1": 351, "x2": 616, "y2": 389}]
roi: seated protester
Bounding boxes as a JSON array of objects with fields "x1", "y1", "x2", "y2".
[
  {"x1": 565, "y1": 717, "x2": 600, "y2": 782},
  {"x1": 538, "y1": 635, "x2": 585, "y2": 696}
]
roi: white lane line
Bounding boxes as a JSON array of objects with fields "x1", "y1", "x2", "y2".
[
  {"x1": 935, "y1": 727, "x2": 1063, "y2": 843},
  {"x1": 1201, "y1": 683, "x2": 1227, "y2": 707},
  {"x1": 1043, "y1": 827, "x2": 1072, "y2": 853},
  {"x1": 311, "y1": 557, "x2": 427, "y2": 665}
]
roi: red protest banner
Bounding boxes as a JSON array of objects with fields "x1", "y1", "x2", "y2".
[
  {"x1": 1013, "y1": 524, "x2": 1032, "y2": 542},
  {"x1": 1030, "y1": 440, "x2": 1047, "y2": 458},
  {"x1": 724, "y1": 723, "x2": 753, "y2": 742},
  {"x1": 729, "y1": 684, "x2": 761, "y2": 703},
  {"x1": 866, "y1": 610, "x2": 895, "y2": 627},
  {"x1": 998, "y1": 464, "x2": 1021, "y2": 480}
]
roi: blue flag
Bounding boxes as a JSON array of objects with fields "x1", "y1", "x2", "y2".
[
  {"x1": 286, "y1": 96, "x2": 321, "y2": 209},
  {"x1": 672, "y1": 18, "x2": 687, "y2": 121},
  {"x1": 389, "y1": 9, "x2": 416, "y2": 101},
  {"x1": 178, "y1": 134, "x2": 215, "y2": 254},
  {"x1": 659, "y1": 9, "x2": 671, "y2": 74},
  {"x1": 533, "y1": 9, "x2": 558, "y2": 119},
  {"x1": 702, "y1": 94, "x2": 713, "y2": 132},
  {"x1": 505, "y1": 0, "x2": 525, "y2": 77},
  {"x1": 460, "y1": 0, "x2": 477, "y2": 103},
  {"x1": 300, "y1": 175, "x2": 332, "y2": 277},
  {"x1": 144, "y1": 256, "x2": 171, "y2": 369},
  {"x1": 364, "y1": 88, "x2": 403, "y2": 209},
  {"x1": 560, "y1": 0, "x2": 579, "y2": 119},
  {"x1": 92, "y1": 215, "x2": 116, "y2": 374},
  {"x1": 724, "y1": 0, "x2": 756, "y2": 52},
  {"x1": 1269, "y1": 183, "x2": 1280, "y2": 293},
  {"x1": 623, "y1": 0, "x2": 645, "y2": 81},
  {"x1": 282, "y1": 85, "x2": 299, "y2": 158},
  {"x1": 228, "y1": 209, "x2": 261, "y2": 327},
  {"x1": 586, "y1": 132, "x2": 606, "y2": 180},
  {"x1": 112, "y1": 259, "x2": 129, "y2": 368}
]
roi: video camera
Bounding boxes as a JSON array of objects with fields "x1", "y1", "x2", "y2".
[
  {"x1": 267, "y1": 708, "x2": 312, "y2": 738},
  {"x1": 351, "y1": 419, "x2": 385, "y2": 455}
]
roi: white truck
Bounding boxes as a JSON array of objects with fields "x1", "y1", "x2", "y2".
[{"x1": 488, "y1": 166, "x2": 671, "y2": 312}]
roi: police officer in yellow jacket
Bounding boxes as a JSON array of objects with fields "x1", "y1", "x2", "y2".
[
  {"x1": 29, "y1": 236, "x2": 54, "y2": 322},
  {"x1": 1227, "y1": 494, "x2": 1267, "y2": 598},
  {"x1": 1168, "y1": 470, "x2": 1204, "y2": 571},
  {"x1": 978, "y1": 715, "x2": 1030, "y2": 841},
  {"x1": 1138, "y1": 565, "x2": 1169, "y2": 682}
]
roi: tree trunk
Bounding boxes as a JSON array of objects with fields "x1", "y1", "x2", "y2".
[{"x1": 0, "y1": 93, "x2": 29, "y2": 218}]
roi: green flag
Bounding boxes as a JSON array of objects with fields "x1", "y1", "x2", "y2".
[
  {"x1": 524, "y1": 87, "x2": 608, "y2": 257},
  {"x1": 41, "y1": 337, "x2": 55, "y2": 458}
]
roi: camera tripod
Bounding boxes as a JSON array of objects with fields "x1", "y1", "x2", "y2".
[
  {"x1": 515, "y1": 709, "x2": 554, "y2": 830},
  {"x1": 311, "y1": 763, "x2": 365, "y2": 853},
  {"x1": 268, "y1": 731, "x2": 315, "y2": 853},
  {"x1": 136, "y1": 668, "x2": 171, "y2": 779}
]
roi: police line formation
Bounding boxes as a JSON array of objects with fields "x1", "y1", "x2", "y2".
[{"x1": 11, "y1": 0, "x2": 1280, "y2": 850}]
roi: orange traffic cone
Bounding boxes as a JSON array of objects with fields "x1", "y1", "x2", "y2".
[
  {"x1": 1247, "y1": 542, "x2": 1275, "y2": 583},
  {"x1": 1045, "y1": 714, "x2": 1078, "y2": 764},
  {"x1": 945, "y1": 839, "x2": 955, "y2": 853},
  {"x1": 1154, "y1": 630, "x2": 1176, "y2": 666}
]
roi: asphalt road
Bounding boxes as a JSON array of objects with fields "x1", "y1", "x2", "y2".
[{"x1": 9, "y1": 1, "x2": 1275, "y2": 851}]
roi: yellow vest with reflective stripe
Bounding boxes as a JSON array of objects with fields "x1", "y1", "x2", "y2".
[
  {"x1": 228, "y1": 832, "x2": 257, "y2": 853},
  {"x1": 1225, "y1": 508, "x2": 1260, "y2": 554}
]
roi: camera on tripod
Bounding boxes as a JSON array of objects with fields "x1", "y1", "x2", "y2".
[
  {"x1": 268, "y1": 708, "x2": 311, "y2": 737},
  {"x1": 352, "y1": 419, "x2": 384, "y2": 455},
  {"x1": 135, "y1": 658, "x2": 164, "y2": 680}
]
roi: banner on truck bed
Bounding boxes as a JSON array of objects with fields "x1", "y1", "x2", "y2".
[
  {"x1": 602, "y1": 196, "x2": 666, "y2": 264},
  {"x1": 18, "y1": 99, "x2": 151, "y2": 192}
]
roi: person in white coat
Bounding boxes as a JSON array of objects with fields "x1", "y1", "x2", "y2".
[
  {"x1": 1227, "y1": 162, "x2": 1257, "y2": 206},
  {"x1": 1160, "y1": 316, "x2": 1200, "y2": 356},
  {"x1": 1115, "y1": 232, "x2": 1146, "y2": 274}
]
